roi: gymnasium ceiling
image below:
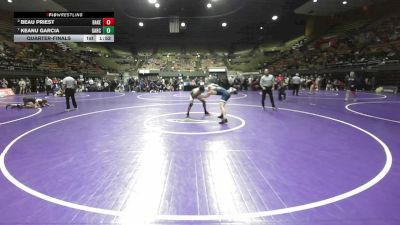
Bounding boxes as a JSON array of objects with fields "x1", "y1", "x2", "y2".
[
  {"x1": 52, "y1": 0, "x2": 310, "y2": 51},
  {"x1": 0, "y1": 0, "x2": 391, "y2": 51}
]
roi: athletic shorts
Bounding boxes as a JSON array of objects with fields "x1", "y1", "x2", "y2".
[
  {"x1": 220, "y1": 91, "x2": 231, "y2": 102},
  {"x1": 23, "y1": 97, "x2": 36, "y2": 104}
]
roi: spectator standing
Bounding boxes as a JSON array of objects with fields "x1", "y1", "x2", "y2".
[
  {"x1": 25, "y1": 78, "x2": 31, "y2": 94},
  {"x1": 345, "y1": 71, "x2": 357, "y2": 102},
  {"x1": 45, "y1": 76, "x2": 53, "y2": 96},
  {"x1": 18, "y1": 78, "x2": 26, "y2": 95},
  {"x1": 1, "y1": 78, "x2": 8, "y2": 88}
]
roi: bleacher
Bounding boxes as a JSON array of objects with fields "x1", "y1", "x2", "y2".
[{"x1": 328, "y1": 19, "x2": 371, "y2": 35}]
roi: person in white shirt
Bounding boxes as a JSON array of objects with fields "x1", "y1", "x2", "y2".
[
  {"x1": 1, "y1": 78, "x2": 8, "y2": 88},
  {"x1": 62, "y1": 75, "x2": 78, "y2": 111},
  {"x1": 18, "y1": 79, "x2": 26, "y2": 95},
  {"x1": 291, "y1": 73, "x2": 301, "y2": 96},
  {"x1": 45, "y1": 76, "x2": 53, "y2": 96},
  {"x1": 259, "y1": 68, "x2": 276, "y2": 110}
]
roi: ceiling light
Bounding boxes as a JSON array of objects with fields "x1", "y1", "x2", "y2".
[
  {"x1": 7, "y1": 0, "x2": 12, "y2": 3},
  {"x1": 342, "y1": 1, "x2": 348, "y2": 4},
  {"x1": 313, "y1": 0, "x2": 317, "y2": 2},
  {"x1": 272, "y1": 15, "x2": 278, "y2": 21},
  {"x1": 260, "y1": 26, "x2": 263, "y2": 30},
  {"x1": 155, "y1": 3, "x2": 160, "y2": 8},
  {"x1": 221, "y1": 22, "x2": 227, "y2": 27},
  {"x1": 180, "y1": 22, "x2": 186, "y2": 27},
  {"x1": 138, "y1": 22, "x2": 144, "y2": 27},
  {"x1": 207, "y1": 3, "x2": 212, "y2": 8},
  {"x1": 148, "y1": 0, "x2": 156, "y2": 4}
]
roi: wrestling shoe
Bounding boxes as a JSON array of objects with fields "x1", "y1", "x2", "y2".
[{"x1": 219, "y1": 119, "x2": 228, "y2": 124}]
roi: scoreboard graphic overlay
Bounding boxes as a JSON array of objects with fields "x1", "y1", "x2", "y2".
[{"x1": 14, "y1": 12, "x2": 114, "y2": 42}]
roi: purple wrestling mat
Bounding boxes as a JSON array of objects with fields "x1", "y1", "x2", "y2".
[{"x1": 0, "y1": 90, "x2": 399, "y2": 225}]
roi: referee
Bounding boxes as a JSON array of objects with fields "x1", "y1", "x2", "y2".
[
  {"x1": 62, "y1": 75, "x2": 78, "y2": 111},
  {"x1": 291, "y1": 73, "x2": 301, "y2": 96},
  {"x1": 260, "y1": 68, "x2": 276, "y2": 110}
]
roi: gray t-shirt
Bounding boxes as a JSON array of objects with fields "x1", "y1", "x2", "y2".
[
  {"x1": 45, "y1": 78, "x2": 52, "y2": 86},
  {"x1": 260, "y1": 74, "x2": 274, "y2": 88},
  {"x1": 62, "y1": 76, "x2": 76, "y2": 89},
  {"x1": 291, "y1": 76, "x2": 301, "y2": 85}
]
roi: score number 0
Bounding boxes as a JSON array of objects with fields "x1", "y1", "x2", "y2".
[{"x1": 103, "y1": 18, "x2": 115, "y2": 26}]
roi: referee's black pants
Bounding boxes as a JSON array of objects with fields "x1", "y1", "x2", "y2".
[
  {"x1": 65, "y1": 88, "x2": 77, "y2": 109},
  {"x1": 46, "y1": 85, "x2": 52, "y2": 96},
  {"x1": 292, "y1": 84, "x2": 300, "y2": 96},
  {"x1": 261, "y1": 87, "x2": 275, "y2": 108}
]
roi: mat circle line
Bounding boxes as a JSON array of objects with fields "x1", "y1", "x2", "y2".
[
  {"x1": 0, "y1": 108, "x2": 42, "y2": 126},
  {"x1": 137, "y1": 93, "x2": 248, "y2": 101},
  {"x1": 258, "y1": 91, "x2": 386, "y2": 100},
  {"x1": 47, "y1": 93, "x2": 126, "y2": 102},
  {"x1": 44, "y1": 94, "x2": 91, "y2": 99},
  {"x1": 0, "y1": 93, "x2": 125, "y2": 104},
  {"x1": 345, "y1": 101, "x2": 400, "y2": 124},
  {"x1": 0, "y1": 103, "x2": 392, "y2": 221},
  {"x1": 172, "y1": 94, "x2": 188, "y2": 98},
  {"x1": 143, "y1": 111, "x2": 245, "y2": 135}
]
